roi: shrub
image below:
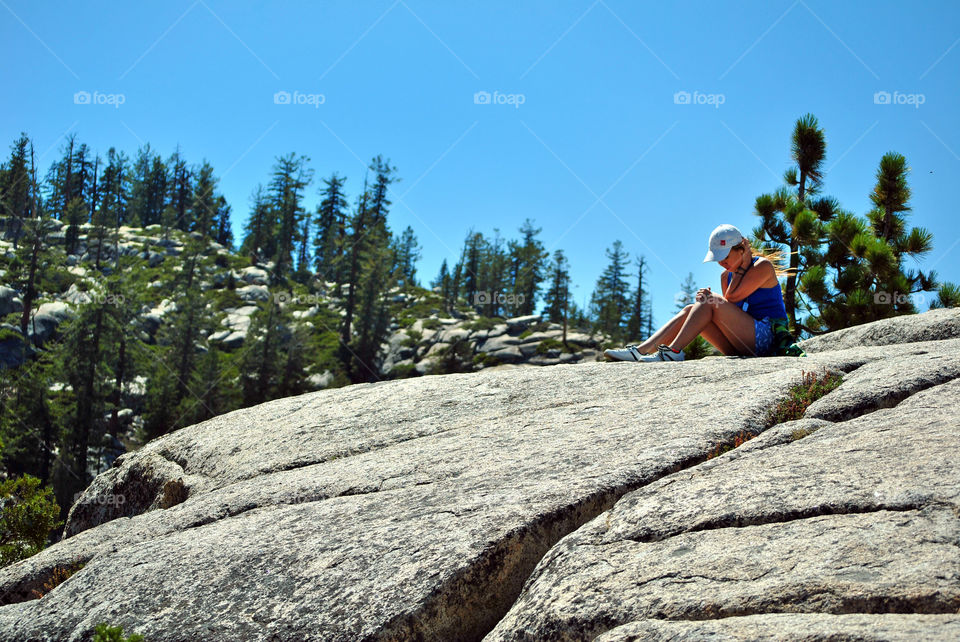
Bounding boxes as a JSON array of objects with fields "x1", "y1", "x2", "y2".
[
  {"x1": 791, "y1": 427, "x2": 813, "y2": 441},
  {"x1": 706, "y1": 430, "x2": 756, "y2": 459},
  {"x1": 0, "y1": 326, "x2": 23, "y2": 344},
  {"x1": 535, "y1": 337, "x2": 562, "y2": 355},
  {"x1": 401, "y1": 329, "x2": 422, "y2": 348},
  {"x1": 681, "y1": 335, "x2": 714, "y2": 360},
  {"x1": 386, "y1": 363, "x2": 419, "y2": 380},
  {"x1": 0, "y1": 475, "x2": 63, "y2": 568},
  {"x1": 92, "y1": 623, "x2": 145, "y2": 642},
  {"x1": 705, "y1": 370, "x2": 842, "y2": 460},
  {"x1": 31, "y1": 560, "x2": 86, "y2": 599},
  {"x1": 472, "y1": 352, "x2": 501, "y2": 368},
  {"x1": 768, "y1": 369, "x2": 843, "y2": 425},
  {"x1": 464, "y1": 316, "x2": 503, "y2": 331},
  {"x1": 421, "y1": 318, "x2": 442, "y2": 330}
]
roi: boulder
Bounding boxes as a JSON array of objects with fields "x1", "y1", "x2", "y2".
[
  {"x1": 435, "y1": 326, "x2": 470, "y2": 344},
  {"x1": 564, "y1": 332, "x2": 599, "y2": 348},
  {"x1": 485, "y1": 323, "x2": 509, "y2": 338},
  {"x1": 487, "y1": 345, "x2": 525, "y2": 364},
  {"x1": 0, "y1": 325, "x2": 25, "y2": 369},
  {"x1": 505, "y1": 314, "x2": 541, "y2": 333},
  {"x1": 478, "y1": 334, "x2": 521, "y2": 353},
  {"x1": 0, "y1": 286, "x2": 21, "y2": 317},
  {"x1": 61, "y1": 283, "x2": 92, "y2": 305},
  {"x1": 307, "y1": 371, "x2": 335, "y2": 390},
  {"x1": 799, "y1": 307, "x2": 960, "y2": 352},
  {"x1": 24, "y1": 313, "x2": 59, "y2": 345},
  {"x1": 239, "y1": 266, "x2": 270, "y2": 286},
  {"x1": 520, "y1": 330, "x2": 559, "y2": 344},
  {"x1": 236, "y1": 285, "x2": 271, "y2": 302},
  {"x1": 2, "y1": 309, "x2": 959, "y2": 641},
  {"x1": 35, "y1": 301, "x2": 73, "y2": 323},
  {"x1": 487, "y1": 367, "x2": 960, "y2": 640}
]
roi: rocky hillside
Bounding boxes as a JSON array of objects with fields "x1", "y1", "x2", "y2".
[
  {"x1": 0, "y1": 217, "x2": 606, "y2": 450},
  {"x1": 0, "y1": 309, "x2": 957, "y2": 641}
]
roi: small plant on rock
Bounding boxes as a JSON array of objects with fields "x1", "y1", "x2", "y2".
[
  {"x1": 30, "y1": 560, "x2": 86, "y2": 599},
  {"x1": 768, "y1": 369, "x2": 843, "y2": 425},
  {"x1": 92, "y1": 623, "x2": 145, "y2": 642},
  {"x1": 706, "y1": 430, "x2": 757, "y2": 459}
]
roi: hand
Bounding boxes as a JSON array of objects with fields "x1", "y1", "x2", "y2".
[{"x1": 695, "y1": 287, "x2": 711, "y2": 302}]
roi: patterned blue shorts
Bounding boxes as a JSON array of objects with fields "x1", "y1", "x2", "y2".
[{"x1": 754, "y1": 316, "x2": 774, "y2": 356}]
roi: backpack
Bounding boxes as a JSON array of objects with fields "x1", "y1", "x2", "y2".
[{"x1": 771, "y1": 318, "x2": 806, "y2": 357}]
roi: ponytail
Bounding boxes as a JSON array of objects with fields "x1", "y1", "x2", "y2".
[{"x1": 742, "y1": 239, "x2": 795, "y2": 279}]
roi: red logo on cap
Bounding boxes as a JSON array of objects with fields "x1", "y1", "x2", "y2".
[{"x1": 720, "y1": 240, "x2": 726, "y2": 246}]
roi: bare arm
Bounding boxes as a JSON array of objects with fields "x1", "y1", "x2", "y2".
[{"x1": 725, "y1": 259, "x2": 777, "y2": 303}]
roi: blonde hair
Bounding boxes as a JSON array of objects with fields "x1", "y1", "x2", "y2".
[{"x1": 738, "y1": 238, "x2": 795, "y2": 279}]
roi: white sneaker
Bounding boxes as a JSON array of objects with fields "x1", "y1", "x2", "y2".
[
  {"x1": 603, "y1": 345, "x2": 647, "y2": 362},
  {"x1": 639, "y1": 344, "x2": 685, "y2": 362}
]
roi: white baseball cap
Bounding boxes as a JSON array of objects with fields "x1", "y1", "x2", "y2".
[{"x1": 703, "y1": 224, "x2": 744, "y2": 262}]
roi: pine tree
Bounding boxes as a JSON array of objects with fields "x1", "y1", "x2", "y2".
[
  {"x1": 313, "y1": 173, "x2": 348, "y2": 283},
  {"x1": 481, "y1": 230, "x2": 511, "y2": 317},
  {"x1": 50, "y1": 284, "x2": 126, "y2": 511},
  {"x1": 625, "y1": 257, "x2": 651, "y2": 341},
  {"x1": 1, "y1": 134, "x2": 32, "y2": 248},
  {"x1": 676, "y1": 272, "x2": 697, "y2": 311},
  {"x1": 43, "y1": 134, "x2": 77, "y2": 219},
  {"x1": 800, "y1": 152, "x2": 936, "y2": 331},
  {"x1": 214, "y1": 196, "x2": 233, "y2": 248},
  {"x1": 98, "y1": 148, "x2": 130, "y2": 270},
  {"x1": 142, "y1": 237, "x2": 210, "y2": 438},
  {"x1": 166, "y1": 147, "x2": 192, "y2": 232},
  {"x1": 0, "y1": 353, "x2": 56, "y2": 485},
  {"x1": 128, "y1": 144, "x2": 168, "y2": 227},
  {"x1": 393, "y1": 226, "x2": 421, "y2": 292},
  {"x1": 754, "y1": 114, "x2": 838, "y2": 333},
  {"x1": 349, "y1": 243, "x2": 394, "y2": 382},
  {"x1": 542, "y1": 250, "x2": 571, "y2": 343},
  {"x1": 241, "y1": 185, "x2": 273, "y2": 264},
  {"x1": 294, "y1": 209, "x2": 311, "y2": 283},
  {"x1": 342, "y1": 158, "x2": 398, "y2": 381},
  {"x1": 269, "y1": 153, "x2": 313, "y2": 282},
  {"x1": 512, "y1": 219, "x2": 548, "y2": 316},
  {"x1": 239, "y1": 298, "x2": 282, "y2": 406},
  {"x1": 339, "y1": 157, "x2": 397, "y2": 366},
  {"x1": 190, "y1": 161, "x2": 219, "y2": 240},
  {"x1": 460, "y1": 230, "x2": 484, "y2": 309},
  {"x1": 14, "y1": 142, "x2": 54, "y2": 347},
  {"x1": 63, "y1": 198, "x2": 86, "y2": 255},
  {"x1": 590, "y1": 241, "x2": 631, "y2": 341},
  {"x1": 929, "y1": 282, "x2": 960, "y2": 309},
  {"x1": 449, "y1": 261, "x2": 463, "y2": 313}
]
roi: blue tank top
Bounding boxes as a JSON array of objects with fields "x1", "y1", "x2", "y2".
[{"x1": 726, "y1": 256, "x2": 788, "y2": 321}]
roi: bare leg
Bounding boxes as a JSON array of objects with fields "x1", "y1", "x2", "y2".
[
  {"x1": 635, "y1": 306, "x2": 691, "y2": 353},
  {"x1": 699, "y1": 320, "x2": 737, "y2": 355},
  {"x1": 668, "y1": 298, "x2": 757, "y2": 356}
]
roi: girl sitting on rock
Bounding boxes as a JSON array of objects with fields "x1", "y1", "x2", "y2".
[{"x1": 604, "y1": 224, "x2": 803, "y2": 362}]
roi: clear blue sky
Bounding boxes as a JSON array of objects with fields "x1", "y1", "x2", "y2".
[{"x1": 2, "y1": 0, "x2": 958, "y2": 328}]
